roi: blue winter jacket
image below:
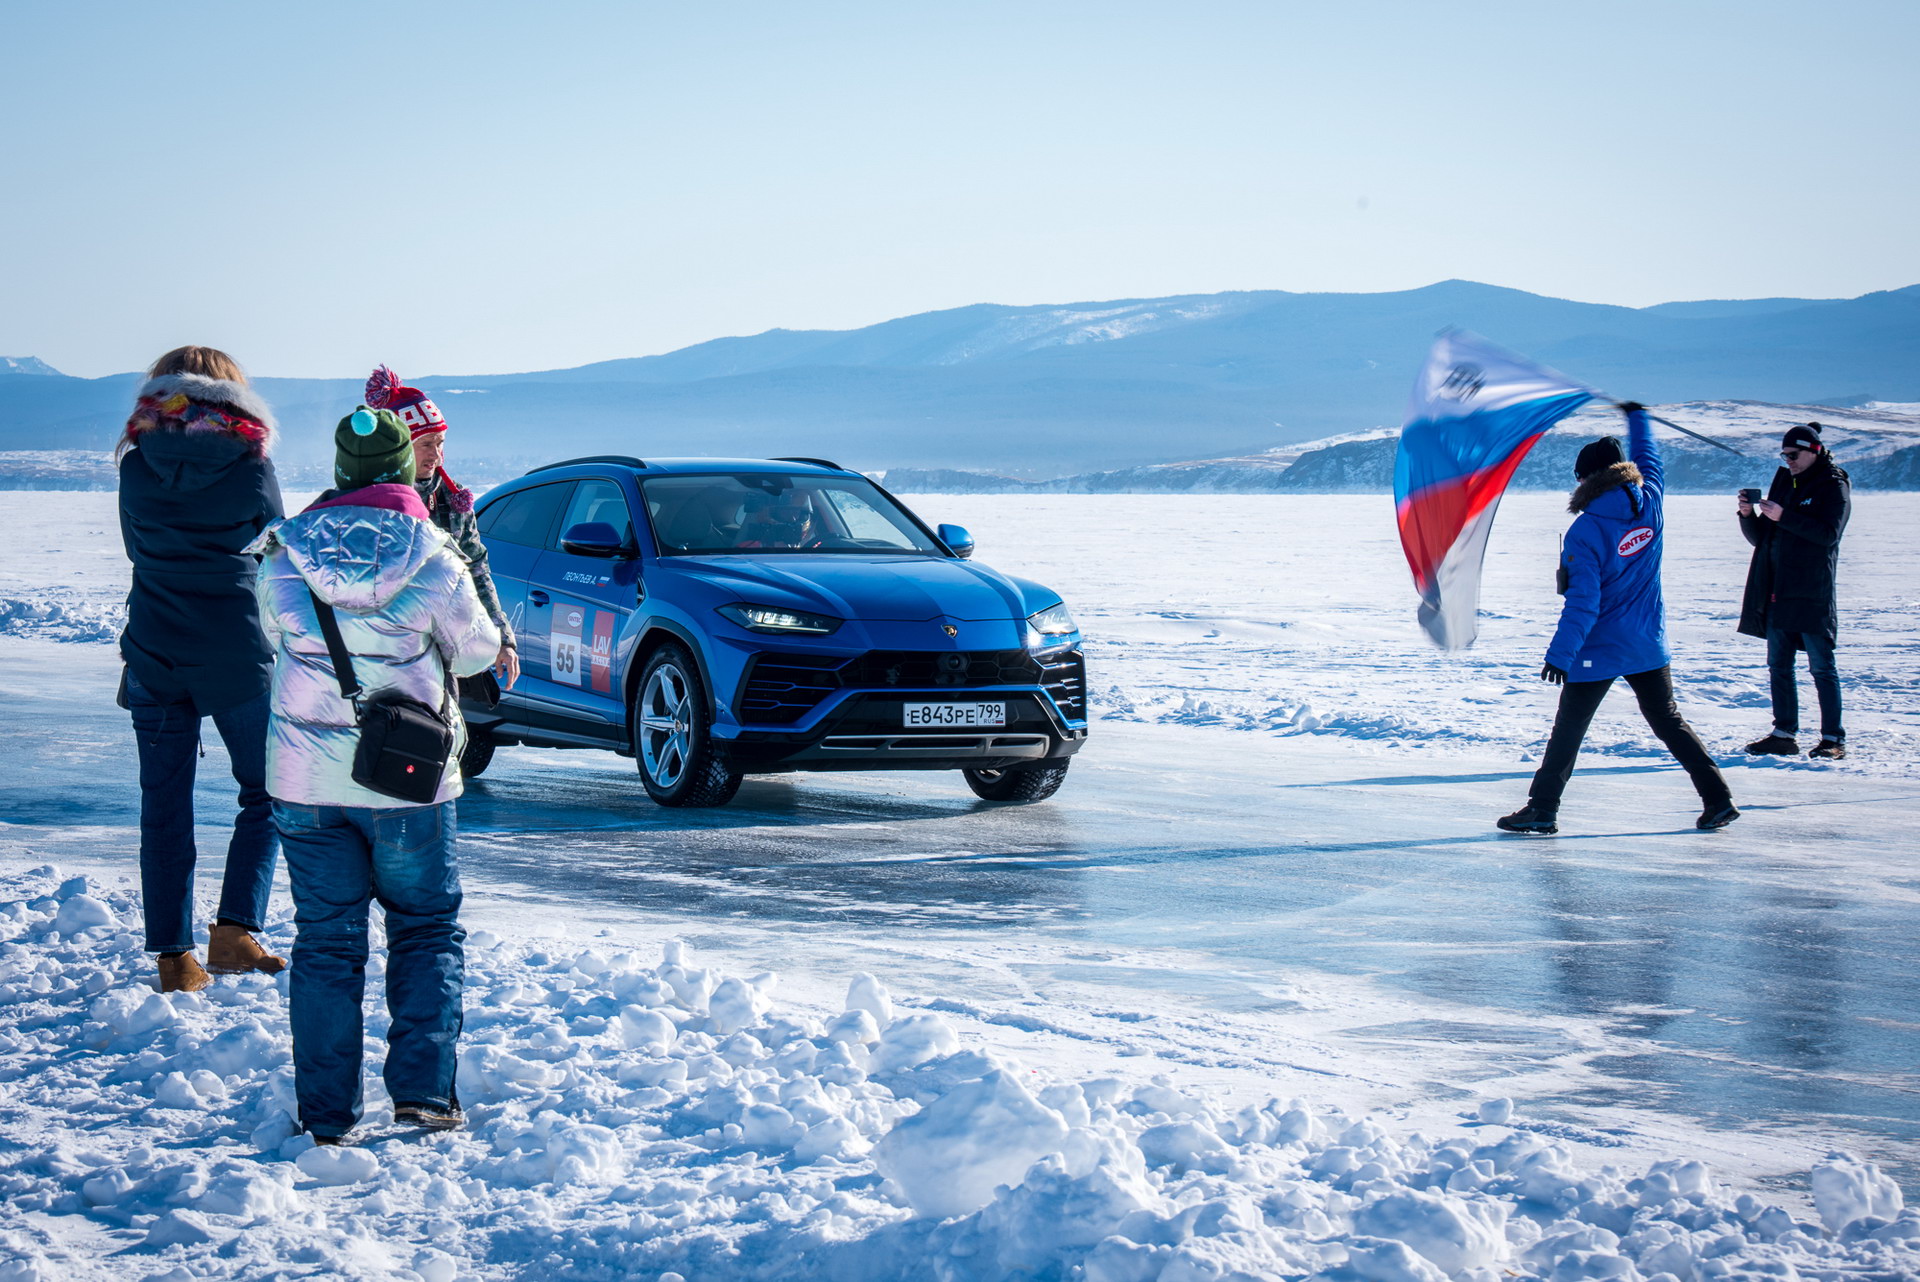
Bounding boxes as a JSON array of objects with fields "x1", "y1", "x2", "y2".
[{"x1": 1544, "y1": 409, "x2": 1669, "y2": 681}]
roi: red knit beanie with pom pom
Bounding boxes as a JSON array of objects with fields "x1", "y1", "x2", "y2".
[{"x1": 365, "y1": 365, "x2": 447, "y2": 439}]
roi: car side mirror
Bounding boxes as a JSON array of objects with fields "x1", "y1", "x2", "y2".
[
  {"x1": 560, "y1": 521, "x2": 630, "y2": 558},
  {"x1": 936, "y1": 523, "x2": 974, "y2": 559}
]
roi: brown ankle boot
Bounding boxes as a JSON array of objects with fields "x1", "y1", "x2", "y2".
[
  {"x1": 157, "y1": 952, "x2": 212, "y2": 993},
  {"x1": 207, "y1": 924, "x2": 288, "y2": 975}
]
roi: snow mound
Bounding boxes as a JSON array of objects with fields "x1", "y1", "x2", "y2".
[
  {"x1": 1, "y1": 863, "x2": 1916, "y2": 1280},
  {"x1": 1811, "y1": 1152, "x2": 1905, "y2": 1231},
  {"x1": 874, "y1": 1067, "x2": 1071, "y2": 1218},
  {"x1": 295, "y1": 1144, "x2": 382, "y2": 1185},
  {"x1": 0, "y1": 595, "x2": 122, "y2": 644}
]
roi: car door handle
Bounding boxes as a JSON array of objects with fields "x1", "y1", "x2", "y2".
[{"x1": 529, "y1": 590, "x2": 550, "y2": 607}]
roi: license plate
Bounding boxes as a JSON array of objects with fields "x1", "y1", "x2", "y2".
[{"x1": 904, "y1": 702, "x2": 1007, "y2": 728}]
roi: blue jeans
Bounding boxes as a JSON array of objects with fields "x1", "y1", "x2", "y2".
[
  {"x1": 1767, "y1": 627, "x2": 1844, "y2": 743},
  {"x1": 274, "y1": 801, "x2": 465, "y2": 1139},
  {"x1": 126, "y1": 671, "x2": 277, "y2": 952}
]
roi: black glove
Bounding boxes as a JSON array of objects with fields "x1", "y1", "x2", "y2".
[
  {"x1": 1540, "y1": 663, "x2": 1567, "y2": 686},
  {"x1": 1617, "y1": 400, "x2": 1645, "y2": 415}
]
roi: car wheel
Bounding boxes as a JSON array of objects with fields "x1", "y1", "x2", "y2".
[
  {"x1": 634, "y1": 644, "x2": 742, "y2": 807},
  {"x1": 963, "y1": 761, "x2": 1070, "y2": 803},
  {"x1": 457, "y1": 725, "x2": 496, "y2": 780}
]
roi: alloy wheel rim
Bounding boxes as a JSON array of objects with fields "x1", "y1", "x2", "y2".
[{"x1": 639, "y1": 663, "x2": 692, "y2": 788}]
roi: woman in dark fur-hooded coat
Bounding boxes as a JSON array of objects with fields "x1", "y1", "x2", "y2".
[{"x1": 118, "y1": 346, "x2": 289, "y2": 992}]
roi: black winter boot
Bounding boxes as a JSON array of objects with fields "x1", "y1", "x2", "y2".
[
  {"x1": 1809, "y1": 740, "x2": 1846, "y2": 760},
  {"x1": 1745, "y1": 733, "x2": 1798, "y2": 756},
  {"x1": 1696, "y1": 802, "x2": 1740, "y2": 831},
  {"x1": 1497, "y1": 805, "x2": 1558, "y2": 834},
  {"x1": 395, "y1": 1098, "x2": 464, "y2": 1131}
]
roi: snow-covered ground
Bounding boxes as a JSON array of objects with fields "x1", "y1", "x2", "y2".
[
  {"x1": 6, "y1": 860, "x2": 1919, "y2": 1282},
  {"x1": 3, "y1": 490, "x2": 1919, "y2": 1281}
]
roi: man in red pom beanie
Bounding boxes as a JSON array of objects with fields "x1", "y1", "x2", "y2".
[{"x1": 366, "y1": 365, "x2": 518, "y2": 689}]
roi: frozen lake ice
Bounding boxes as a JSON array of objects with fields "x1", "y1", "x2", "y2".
[{"x1": 2, "y1": 488, "x2": 1916, "y2": 1201}]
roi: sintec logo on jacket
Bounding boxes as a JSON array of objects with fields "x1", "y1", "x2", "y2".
[{"x1": 1617, "y1": 526, "x2": 1655, "y2": 558}]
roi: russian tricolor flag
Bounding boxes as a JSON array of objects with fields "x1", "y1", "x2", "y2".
[{"x1": 1397, "y1": 331, "x2": 1595, "y2": 649}]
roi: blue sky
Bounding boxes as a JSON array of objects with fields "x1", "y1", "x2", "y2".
[{"x1": 2, "y1": 0, "x2": 1914, "y2": 378}]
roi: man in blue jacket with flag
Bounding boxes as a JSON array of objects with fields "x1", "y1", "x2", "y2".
[{"x1": 1498, "y1": 403, "x2": 1738, "y2": 834}]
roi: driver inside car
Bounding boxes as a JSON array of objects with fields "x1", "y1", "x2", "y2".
[{"x1": 737, "y1": 492, "x2": 821, "y2": 549}]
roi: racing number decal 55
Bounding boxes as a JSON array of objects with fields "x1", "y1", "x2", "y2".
[
  {"x1": 549, "y1": 608, "x2": 614, "y2": 693},
  {"x1": 550, "y1": 609, "x2": 585, "y2": 686}
]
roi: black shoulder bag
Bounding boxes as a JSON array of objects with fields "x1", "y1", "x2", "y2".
[{"x1": 308, "y1": 589, "x2": 455, "y2": 805}]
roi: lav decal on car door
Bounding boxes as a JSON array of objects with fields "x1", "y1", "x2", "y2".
[
  {"x1": 549, "y1": 607, "x2": 614, "y2": 693},
  {"x1": 588, "y1": 612, "x2": 614, "y2": 694}
]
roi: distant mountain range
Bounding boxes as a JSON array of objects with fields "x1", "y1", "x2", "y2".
[
  {"x1": 5, "y1": 279, "x2": 1917, "y2": 475},
  {"x1": 876, "y1": 401, "x2": 1920, "y2": 494},
  {"x1": 9, "y1": 400, "x2": 1917, "y2": 494}
]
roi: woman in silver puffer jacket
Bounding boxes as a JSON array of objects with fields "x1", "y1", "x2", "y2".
[
  {"x1": 254, "y1": 479, "x2": 499, "y2": 805},
  {"x1": 250, "y1": 405, "x2": 499, "y2": 1144}
]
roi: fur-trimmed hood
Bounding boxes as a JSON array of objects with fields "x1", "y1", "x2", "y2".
[
  {"x1": 1568, "y1": 460, "x2": 1643, "y2": 515},
  {"x1": 126, "y1": 373, "x2": 277, "y2": 455}
]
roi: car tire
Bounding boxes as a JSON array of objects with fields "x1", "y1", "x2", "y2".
[
  {"x1": 457, "y1": 725, "x2": 496, "y2": 780},
  {"x1": 633, "y1": 643, "x2": 742, "y2": 807},
  {"x1": 963, "y1": 761, "x2": 1069, "y2": 803}
]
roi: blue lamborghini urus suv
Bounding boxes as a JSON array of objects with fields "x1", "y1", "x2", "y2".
[{"x1": 459, "y1": 456, "x2": 1087, "y2": 807}]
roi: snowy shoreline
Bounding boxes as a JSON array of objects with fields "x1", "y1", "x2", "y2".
[{"x1": 5, "y1": 861, "x2": 1918, "y2": 1282}]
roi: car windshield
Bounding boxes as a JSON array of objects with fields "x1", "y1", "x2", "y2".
[{"x1": 641, "y1": 473, "x2": 945, "y2": 556}]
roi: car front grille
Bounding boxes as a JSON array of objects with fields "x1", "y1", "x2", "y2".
[
  {"x1": 740, "y1": 647, "x2": 1089, "y2": 726},
  {"x1": 841, "y1": 649, "x2": 1043, "y2": 689}
]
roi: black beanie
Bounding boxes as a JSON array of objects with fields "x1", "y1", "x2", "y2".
[
  {"x1": 1782, "y1": 422, "x2": 1824, "y2": 452},
  {"x1": 1574, "y1": 436, "x2": 1625, "y2": 481}
]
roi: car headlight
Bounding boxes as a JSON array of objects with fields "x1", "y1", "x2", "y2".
[
  {"x1": 1027, "y1": 602, "x2": 1078, "y2": 639},
  {"x1": 717, "y1": 603, "x2": 842, "y2": 635}
]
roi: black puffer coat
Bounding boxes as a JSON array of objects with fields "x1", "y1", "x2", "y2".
[
  {"x1": 118, "y1": 375, "x2": 285, "y2": 714},
  {"x1": 1737, "y1": 454, "x2": 1851, "y2": 643}
]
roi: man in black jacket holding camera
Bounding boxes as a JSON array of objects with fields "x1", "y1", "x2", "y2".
[{"x1": 1737, "y1": 422, "x2": 1852, "y2": 760}]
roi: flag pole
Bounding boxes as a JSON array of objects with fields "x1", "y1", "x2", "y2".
[
  {"x1": 1597, "y1": 397, "x2": 1748, "y2": 457},
  {"x1": 1646, "y1": 413, "x2": 1748, "y2": 457}
]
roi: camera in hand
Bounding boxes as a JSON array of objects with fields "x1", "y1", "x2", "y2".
[{"x1": 1739, "y1": 487, "x2": 1762, "y2": 506}]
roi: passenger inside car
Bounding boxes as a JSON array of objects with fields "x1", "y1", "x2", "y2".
[
  {"x1": 737, "y1": 492, "x2": 821, "y2": 549},
  {"x1": 657, "y1": 486, "x2": 743, "y2": 549}
]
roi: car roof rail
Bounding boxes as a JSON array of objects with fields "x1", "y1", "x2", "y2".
[
  {"x1": 523, "y1": 455, "x2": 648, "y2": 475},
  {"x1": 771, "y1": 456, "x2": 846, "y2": 471}
]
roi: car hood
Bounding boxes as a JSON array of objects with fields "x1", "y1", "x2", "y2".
[{"x1": 669, "y1": 554, "x2": 1046, "y2": 622}]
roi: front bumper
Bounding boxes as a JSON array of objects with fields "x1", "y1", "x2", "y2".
[{"x1": 723, "y1": 689, "x2": 1087, "y2": 772}]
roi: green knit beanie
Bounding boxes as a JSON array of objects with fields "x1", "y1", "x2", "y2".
[{"x1": 333, "y1": 406, "x2": 417, "y2": 490}]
